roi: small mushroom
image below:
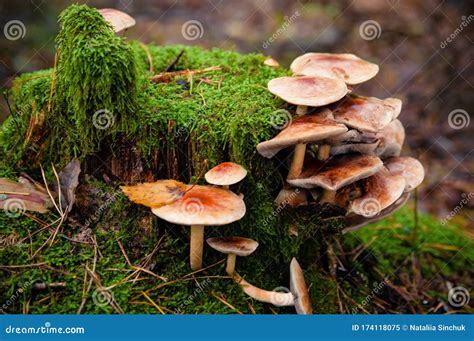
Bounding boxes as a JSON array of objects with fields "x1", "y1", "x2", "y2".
[
  {"x1": 152, "y1": 185, "x2": 246, "y2": 271},
  {"x1": 375, "y1": 119, "x2": 405, "y2": 158},
  {"x1": 205, "y1": 162, "x2": 247, "y2": 189},
  {"x1": 287, "y1": 154, "x2": 384, "y2": 203},
  {"x1": 264, "y1": 57, "x2": 280, "y2": 67},
  {"x1": 348, "y1": 168, "x2": 406, "y2": 217},
  {"x1": 290, "y1": 53, "x2": 379, "y2": 85},
  {"x1": 385, "y1": 157, "x2": 424, "y2": 192},
  {"x1": 206, "y1": 237, "x2": 258, "y2": 274},
  {"x1": 232, "y1": 257, "x2": 312, "y2": 314},
  {"x1": 97, "y1": 8, "x2": 136, "y2": 33},
  {"x1": 331, "y1": 95, "x2": 402, "y2": 133},
  {"x1": 274, "y1": 187, "x2": 308, "y2": 208},
  {"x1": 257, "y1": 112, "x2": 347, "y2": 179}
]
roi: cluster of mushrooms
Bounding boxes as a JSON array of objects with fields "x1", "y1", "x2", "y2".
[
  {"x1": 121, "y1": 162, "x2": 312, "y2": 314},
  {"x1": 258, "y1": 53, "x2": 424, "y2": 225}
]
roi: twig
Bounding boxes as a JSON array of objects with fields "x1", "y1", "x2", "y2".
[
  {"x1": 138, "y1": 42, "x2": 154, "y2": 74},
  {"x1": 141, "y1": 292, "x2": 165, "y2": 314},
  {"x1": 47, "y1": 51, "x2": 58, "y2": 113},
  {"x1": 150, "y1": 66, "x2": 221, "y2": 83},
  {"x1": 211, "y1": 292, "x2": 242, "y2": 314},
  {"x1": 116, "y1": 237, "x2": 132, "y2": 267},
  {"x1": 77, "y1": 236, "x2": 98, "y2": 314},
  {"x1": 164, "y1": 49, "x2": 184, "y2": 72}
]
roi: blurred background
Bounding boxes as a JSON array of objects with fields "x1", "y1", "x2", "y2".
[{"x1": 0, "y1": 0, "x2": 472, "y2": 230}]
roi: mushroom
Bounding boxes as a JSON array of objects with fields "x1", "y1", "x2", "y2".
[
  {"x1": 264, "y1": 57, "x2": 280, "y2": 67},
  {"x1": 290, "y1": 53, "x2": 379, "y2": 85},
  {"x1": 232, "y1": 257, "x2": 312, "y2": 314},
  {"x1": 205, "y1": 162, "x2": 247, "y2": 189},
  {"x1": 152, "y1": 185, "x2": 246, "y2": 271},
  {"x1": 257, "y1": 111, "x2": 347, "y2": 179},
  {"x1": 330, "y1": 95, "x2": 402, "y2": 133},
  {"x1": 330, "y1": 141, "x2": 380, "y2": 156},
  {"x1": 325, "y1": 129, "x2": 377, "y2": 144},
  {"x1": 385, "y1": 157, "x2": 424, "y2": 192},
  {"x1": 348, "y1": 168, "x2": 406, "y2": 217},
  {"x1": 267, "y1": 76, "x2": 348, "y2": 177},
  {"x1": 206, "y1": 237, "x2": 258, "y2": 274},
  {"x1": 273, "y1": 187, "x2": 308, "y2": 208},
  {"x1": 287, "y1": 154, "x2": 384, "y2": 203},
  {"x1": 343, "y1": 192, "x2": 410, "y2": 233},
  {"x1": 375, "y1": 119, "x2": 405, "y2": 158},
  {"x1": 97, "y1": 8, "x2": 136, "y2": 33}
]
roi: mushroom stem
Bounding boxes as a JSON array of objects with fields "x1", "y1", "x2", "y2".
[
  {"x1": 226, "y1": 253, "x2": 237, "y2": 275},
  {"x1": 190, "y1": 225, "x2": 205, "y2": 271},
  {"x1": 320, "y1": 189, "x2": 336, "y2": 204},
  {"x1": 222, "y1": 185, "x2": 229, "y2": 190},
  {"x1": 232, "y1": 272, "x2": 295, "y2": 306},
  {"x1": 317, "y1": 144, "x2": 331, "y2": 160},
  {"x1": 287, "y1": 144, "x2": 306, "y2": 179},
  {"x1": 296, "y1": 105, "x2": 308, "y2": 116}
]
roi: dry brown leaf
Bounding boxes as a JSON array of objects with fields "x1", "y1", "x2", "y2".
[
  {"x1": 121, "y1": 180, "x2": 187, "y2": 208},
  {"x1": 0, "y1": 177, "x2": 53, "y2": 214}
]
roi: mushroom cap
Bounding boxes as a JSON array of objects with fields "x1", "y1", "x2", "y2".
[
  {"x1": 287, "y1": 154, "x2": 384, "y2": 191},
  {"x1": 151, "y1": 185, "x2": 246, "y2": 226},
  {"x1": 385, "y1": 157, "x2": 424, "y2": 192},
  {"x1": 375, "y1": 119, "x2": 405, "y2": 158},
  {"x1": 325, "y1": 130, "x2": 377, "y2": 144},
  {"x1": 290, "y1": 53, "x2": 379, "y2": 85},
  {"x1": 257, "y1": 113, "x2": 348, "y2": 158},
  {"x1": 343, "y1": 193, "x2": 410, "y2": 233},
  {"x1": 121, "y1": 180, "x2": 187, "y2": 208},
  {"x1": 290, "y1": 258, "x2": 313, "y2": 314},
  {"x1": 330, "y1": 141, "x2": 380, "y2": 156},
  {"x1": 205, "y1": 162, "x2": 247, "y2": 186},
  {"x1": 98, "y1": 8, "x2": 136, "y2": 33},
  {"x1": 274, "y1": 188, "x2": 308, "y2": 208},
  {"x1": 264, "y1": 57, "x2": 280, "y2": 67},
  {"x1": 206, "y1": 237, "x2": 258, "y2": 256},
  {"x1": 348, "y1": 169, "x2": 406, "y2": 217},
  {"x1": 267, "y1": 76, "x2": 348, "y2": 107},
  {"x1": 331, "y1": 95, "x2": 402, "y2": 133}
]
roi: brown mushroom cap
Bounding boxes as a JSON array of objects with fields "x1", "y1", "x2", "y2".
[
  {"x1": 206, "y1": 237, "x2": 258, "y2": 257},
  {"x1": 348, "y1": 169, "x2": 406, "y2": 217},
  {"x1": 385, "y1": 157, "x2": 424, "y2": 192},
  {"x1": 151, "y1": 185, "x2": 245, "y2": 226},
  {"x1": 290, "y1": 258, "x2": 313, "y2": 314},
  {"x1": 326, "y1": 130, "x2": 377, "y2": 144},
  {"x1": 343, "y1": 193, "x2": 410, "y2": 233},
  {"x1": 287, "y1": 154, "x2": 383, "y2": 191},
  {"x1": 290, "y1": 53, "x2": 379, "y2": 85},
  {"x1": 274, "y1": 188, "x2": 308, "y2": 208},
  {"x1": 257, "y1": 113, "x2": 348, "y2": 158},
  {"x1": 205, "y1": 162, "x2": 247, "y2": 186},
  {"x1": 375, "y1": 119, "x2": 405, "y2": 158},
  {"x1": 267, "y1": 76, "x2": 348, "y2": 107},
  {"x1": 331, "y1": 95, "x2": 402, "y2": 133},
  {"x1": 98, "y1": 8, "x2": 136, "y2": 32}
]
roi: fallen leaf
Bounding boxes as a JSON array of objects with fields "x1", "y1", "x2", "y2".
[
  {"x1": 0, "y1": 177, "x2": 53, "y2": 214},
  {"x1": 121, "y1": 180, "x2": 187, "y2": 208},
  {"x1": 57, "y1": 158, "x2": 81, "y2": 212}
]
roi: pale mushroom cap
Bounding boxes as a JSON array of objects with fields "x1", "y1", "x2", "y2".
[
  {"x1": 274, "y1": 188, "x2": 308, "y2": 208},
  {"x1": 264, "y1": 57, "x2": 280, "y2": 67},
  {"x1": 349, "y1": 169, "x2": 406, "y2": 217},
  {"x1": 385, "y1": 157, "x2": 425, "y2": 192},
  {"x1": 206, "y1": 237, "x2": 258, "y2": 256},
  {"x1": 332, "y1": 95, "x2": 402, "y2": 133},
  {"x1": 287, "y1": 154, "x2": 384, "y2": 191},
  {"x1": 290, "y1": 258, "x2": 313, "y2": 314},
  {"x1": 205, "y1": 162, "x2": 247, "y2": 186},
  {"x1": 152, "y1": 185, "x2": 246, "y2": 226},
  {"x1": 290, "y1": 53, "x2": 379, "y2": 85},
  {"x1": 257, "y1": 113, "x2": 348, "y2": 158},
  {"x1": 98, "y1": 8, "x2": 136, "y2": 33},
  {"x1": 268, "y1": 76, "x2": 348, "y2": 107},
  {"x1": 375, "y1": 119, "x2": 405, "y2": 158}
]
